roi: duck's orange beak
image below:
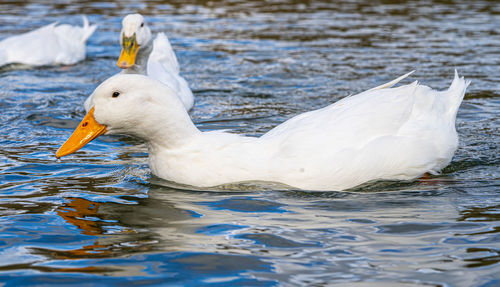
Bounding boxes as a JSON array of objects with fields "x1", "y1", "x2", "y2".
[
  {"x1": 56, "y1": 107, "x2": 107, "y2": 158},
  {"x1": 117, "y1": 33, "x2": 139, "y2": 69}
]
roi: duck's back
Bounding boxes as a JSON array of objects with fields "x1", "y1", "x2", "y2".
[
  {"x1": 0, "y1": 17, "x2": 96, "y2": 66},
  {"x1": 0, "y1": 24, "x2": 57, "y2": 66},
  {"x1": 261, "y1": 73, "x2": 469, "y2": 190},
  {"x1": 263, "y1": 82, "x2": 417, "y2": 150},
  {"x1": 147, "y1": 33, "x2": 194, "y2": 110}
]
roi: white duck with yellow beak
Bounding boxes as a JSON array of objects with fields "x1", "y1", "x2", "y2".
[
  {"x1": 0, "y1": 16, "x2": 96, "y2": 67},
  {"x1": 59, "y1": 72, "x2": 469, "y2": 191},
  {"x1": 103, "y1": 13, "x2": 193, "y2": 111}
]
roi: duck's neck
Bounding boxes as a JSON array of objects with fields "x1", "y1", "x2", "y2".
[
  {"x1": 121, "y1": 40, "x2": 152, "y2": 75},
  {"x1": 139, "y1": 97, "x2": 200, "y2": 151},
  {"x1": 146, "y1": 121, "x2": 273, "y2": 187}
]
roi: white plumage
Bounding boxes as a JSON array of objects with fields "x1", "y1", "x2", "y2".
[
  {"x1": 65, "y1": 71, "x2": 469, "y2": 191},
  {"x1": 147, "y1": 33, "x2": 194, "y2": 110},
  {"x1": 84, "y1": 14, "x2": 193, "y2": 112},
  {"x1": 0, "y1": 16, "x2": 96, "y2": 67}
]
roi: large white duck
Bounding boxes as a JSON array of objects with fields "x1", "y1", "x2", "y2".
[
  {"x1": 0, "y1": 16, "x2": 96, "y2": 67},
  {"x1": 57, "y1": 72, "x2": 469, "y2": 191}
]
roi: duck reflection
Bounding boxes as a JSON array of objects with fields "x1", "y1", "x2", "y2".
[
  {"x1": 43, "y1": 187, "x2": 198, "y2": 260},
  {"x1": 57, "y1": 197, "x2": 102, "y2": 236}
]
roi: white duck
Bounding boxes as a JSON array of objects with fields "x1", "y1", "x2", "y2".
[
  {"x1": 0, "y1": 16, "x2": 96, "y2": 67},
  {"x1": 84, "y1": 14, "x2": 193, "y2": 111},
  {"x1": 57, "y1": 72, "x2": 469, "y2": 191}
]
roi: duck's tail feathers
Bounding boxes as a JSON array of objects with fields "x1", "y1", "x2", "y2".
[
  {"x1": 368, "y1": 70, "x2": 415, "y2": 91},
  {"x1": 150, "y1": 32, "x2": 180, "y2": 74},
  {"x1": 80, "y1": 16, "x2": 97, "y2": 43},
  {"x1": 445, "y1": 70, "x2": 470, "y2": 120}
]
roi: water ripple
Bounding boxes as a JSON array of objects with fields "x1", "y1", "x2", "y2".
[{"x1": 0, "y1": 0, "x2": 499, "y2": 285}]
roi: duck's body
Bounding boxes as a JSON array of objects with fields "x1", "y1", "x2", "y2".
[
  {"x1": 58, "y1": 72, "x2": 469, "y2": 191},
  {"x1": 0, "y1": 17, "x2": 96, "y2": 67},
  {"x1": 146, "y1": 33, "x2": 194, "y2": 109}
]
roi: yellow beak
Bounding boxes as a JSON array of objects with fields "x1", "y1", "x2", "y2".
[
  {"x1": 56, "y1": 107, "x2": 107, "y2": 158},
  {"x1": 117, "y1": 33, "x2": 139, "y2": 69}
]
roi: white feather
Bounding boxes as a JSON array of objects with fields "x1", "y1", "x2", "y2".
[
  {"x1": 147, "y1": 33, "x2": 194, "y2": 110},
  {"x1": 0, "y1": 16, "x2": 96, "y2": 67},
  {"x1": 85, "y1": 14, "x2": 193, "y2": 112}
]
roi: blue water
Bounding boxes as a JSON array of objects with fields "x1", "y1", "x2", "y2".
[{"x1": 0, "y1": 0, "x2": 499, "y2": 286}]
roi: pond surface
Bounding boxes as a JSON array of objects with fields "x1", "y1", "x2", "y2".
[{"x1": 0, "y1": 0, "x2": 499, "y2": 286}]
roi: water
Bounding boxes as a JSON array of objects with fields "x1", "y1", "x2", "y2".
[{"x1": 0, "y1": 0, "x2": 499, "y2": 285}]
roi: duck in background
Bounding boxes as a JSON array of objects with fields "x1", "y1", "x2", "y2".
[
  {"x1": 57, "y1": 71, "x2": 469, "y2": 191},
  {"x1": 84, "y1": 13, "x2": 193, "y2": 112},
  {"x1": 0, "y1": 16, "x2": 96, "y2": 67}
]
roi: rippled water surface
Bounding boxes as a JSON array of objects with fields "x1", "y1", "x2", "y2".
[{"x1": 1, "y1": 0, "x2": 499, "y2": 286}]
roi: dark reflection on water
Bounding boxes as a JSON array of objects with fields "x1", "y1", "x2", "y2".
[
  {"x1": 456, "y1": 204, "x2": 500, "y2": 268},
  {"x1": 1, "y1": 0, "x2": 500, "y2": 285}
]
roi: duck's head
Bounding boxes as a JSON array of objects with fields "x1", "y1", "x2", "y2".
[
  {"x1": 56, "y1": 74, "x2": 191, "y2": 159},
  {"x1": 117, "y1": 14, "x2": 152, "y2": 69}
]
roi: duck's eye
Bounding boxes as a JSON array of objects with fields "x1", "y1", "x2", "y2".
[
  {"x1": 140, "y1": 22, "x2": 144, "y2": 27},
  {"x1": 112, "y1": 91, "x2": 120, "y2": 98}
]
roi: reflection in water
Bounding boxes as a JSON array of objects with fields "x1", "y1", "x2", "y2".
[
  {"x1": 456, "y1": 204, "x2": 500, "y2": 268},
  {"x1": 458, "y1": 204, "x2": 500, "y2": 223},
  {"x1": 57, "y1": 197, "x2": 103, "y2": 236},
  {"x1": 464, "y1": 248, "x2": 500, "y2": 268},
  {"x1": 17, "y1": 189, "x2": 281, "y2": 283},
  {"x1": 50, "y1": 197, "x2": 110, "y2": 259},
  {"x1": 43, "y1": 190, "x2": 196, "y2": 261}
]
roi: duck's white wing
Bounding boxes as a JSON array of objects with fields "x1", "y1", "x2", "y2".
[
  {"x1": 0, "y1": 16, "x2": 96, "y2": 66},
  {"x1": 147, "y1": 33, "x2": 194, "y2": 110},
  {"x1": 260, "y1": 74, "x2": 468, "y2": 190},
  {"x1": 262, "y1": 81, "x2": 418, "y2": 146},
  {"x1": 148, "y1": 32, "x2": 179, "y2": 74}
]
